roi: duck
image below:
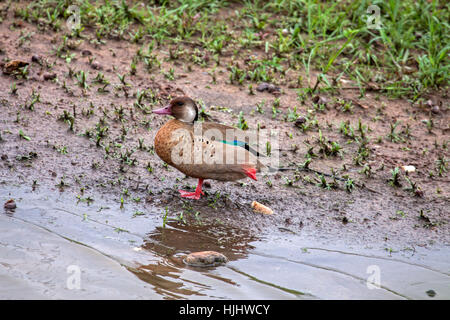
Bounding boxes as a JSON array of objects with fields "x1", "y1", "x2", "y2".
[{"x1": 153, "y1": 96, "x2": 264, "y2": 200}]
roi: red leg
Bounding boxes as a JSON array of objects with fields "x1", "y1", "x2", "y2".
[{"x1": 179, "y1": 179, "x2": 205, "y2": 200}]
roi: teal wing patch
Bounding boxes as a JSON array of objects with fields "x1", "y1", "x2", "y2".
[{"x1": 220, "y1": 140, "x2": 262, "y2": 157}]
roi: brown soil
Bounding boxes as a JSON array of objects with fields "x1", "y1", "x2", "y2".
[{"x1": 0, "y1": 18, "x2": 449, "y2": 249}]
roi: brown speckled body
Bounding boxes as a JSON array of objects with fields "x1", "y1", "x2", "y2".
[
  {"x1": 154, "y1": 119, "x2": 261, "y2": 181},
  {"x1": 154, "y1": 119, "x2": 185, "y2": 167}
]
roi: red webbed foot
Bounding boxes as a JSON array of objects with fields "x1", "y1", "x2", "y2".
[
  {"x1": 178, "y1": 178, "x2": 205, "y2": 200},
  {"x1": 178, "y1": 189, "x2": 205, "y2": 200}
]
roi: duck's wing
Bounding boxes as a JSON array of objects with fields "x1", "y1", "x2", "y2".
[
  {"x1": 201, "y1": 122, "x2": 264, "y2": 158},
  {"x1": 190, "y1": 134, "x2": 261, "y2": 181},
  {"x1": 168, "y1": 125, "x2": 261, "y2": 181},
  {"x1": 163, "y1": 121, "x2": 268, "y2": 181}
]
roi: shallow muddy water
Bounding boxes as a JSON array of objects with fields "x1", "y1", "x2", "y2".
[{"x1": 1, "y1": 185, "x2": 449, "y2": 299}]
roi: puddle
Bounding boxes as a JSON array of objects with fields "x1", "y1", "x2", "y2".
[{"x1": 1, "y1": 185, "x2": 449, "y2": 299}]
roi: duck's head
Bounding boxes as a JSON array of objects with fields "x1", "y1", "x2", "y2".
[{"x1": 153, "y1": 96, "x2": 198, "y2": 123}]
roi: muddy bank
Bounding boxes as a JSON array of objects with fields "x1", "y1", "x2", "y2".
[
  {"x1": 0, "y1": 1, "x2": 449, "y2": 299},
  {"x1": 0, "y1": 16, "x2": 448, "y2": 246}
]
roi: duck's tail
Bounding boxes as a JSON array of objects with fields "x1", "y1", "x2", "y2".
[{"x1": 242, "y1": 165, "x2": 258, "y2": 181}]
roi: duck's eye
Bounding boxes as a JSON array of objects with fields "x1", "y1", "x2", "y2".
[{"x1": 176, "y1": 101, "x2": 184, "y2": 106}]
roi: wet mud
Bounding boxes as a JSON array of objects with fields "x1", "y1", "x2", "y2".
[{"x1": 0, "y1": 8, "x2": 449, "y2": 299}]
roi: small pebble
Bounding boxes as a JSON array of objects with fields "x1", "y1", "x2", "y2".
[
  {"x1": 256, "y1": 82, "x2": 269, "y2": 92},
  {"x1": 43, "y1": 72, "x2": 56, "y2": 81},
  {"x1": 2, "y1": 60, "x2": 28, "y2": 74},
  {"x1": 81, "y1": 49, "x2": 92, "y2": 56},
  {"x1": 31, "y1": 54, "x2": 41, "y2": 63},
  {"x1": 267, "y1": 83, "x2": 280, "y2": 93},
  {"x1": 294, "y1": 116, "x2": 307, "y2": 127},
  {"x1": 91, "y1": 61, "x2": 102, "y2": 70},
  {"x1": 312, "y1": 95, "x2": 328, "y2": 105},
  {"x1": 203, "y1": 181, "x2": 211, "y2": 188},
  {"x1": 431, "y1": 105, "x2": 440, "y2": 114},
  {"x1": 4, "y1": 199, "x2": 16, "y2": 210},
  {"x1": 184, "y1": 251, "x2": 227, "y2": 267},
  {"x1": 426, "y1": 289, "x2": 436, "y2": 298}
]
